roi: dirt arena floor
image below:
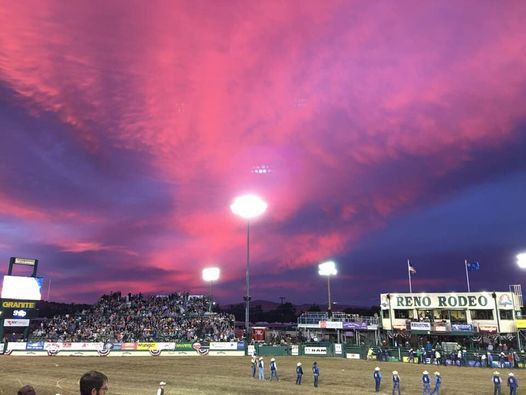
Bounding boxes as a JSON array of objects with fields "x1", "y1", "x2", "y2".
[{"x1": 0, "y1": 355, "x2": 520, "y2": 394}]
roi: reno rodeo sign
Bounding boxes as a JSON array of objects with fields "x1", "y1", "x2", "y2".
[{"x1": 381, "y1": 292, "x2": 518, "y2": 310}]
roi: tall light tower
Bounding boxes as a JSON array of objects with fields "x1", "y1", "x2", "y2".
[
  {"x1": 318, "y1": 260, "x2": 337, "y2": 316},
  {"x1": 230, "y1": 194, "x2": 267, "y2": 334},
  {"x1": 202, "y1": 267, "x2": 220, "y2": 313}
]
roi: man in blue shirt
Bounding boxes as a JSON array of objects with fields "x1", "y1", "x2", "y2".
[
  {"x1": 422, "y1": 371, "x2": 432, "y2": 394},
  {"x1": 295, "y1": 362, "x2": 303, "y2": 385},
  {"x1": 269, "y1": 358, "x2": 279, "y2": 381},
  {"x1": 508, "y1": 372, "x2": 518, "y2": 395},
  {"x1": 312, "y1": 361, "x2": 320, "y2": 387},
  {"x1": 373, "y1": 367, "x2": 382, "y2": 392},
  {"x1": 258, "y1": 357, "x2": 265, "y2": 381},
  {"x1": 430, "y1": 372, "x2": 441, "y2": 395},
  {"x1": 493, "y1": 371, "x2": 502, "y2": 395},
  {"x1": 392, "y1": 371, "x2": 401, "y2": 395}
]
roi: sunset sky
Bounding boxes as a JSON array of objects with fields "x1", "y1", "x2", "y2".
[{"x1": 0, "y1": 1, "x2": 525, "y2": 306}]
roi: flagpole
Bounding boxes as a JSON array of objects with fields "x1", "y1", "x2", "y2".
[
  {"x1": 465, "y1": 259, "x2": 471, "y2": 292},
  {"x1": 407, "y1": 259, "x2": 413, "y2": 293}
]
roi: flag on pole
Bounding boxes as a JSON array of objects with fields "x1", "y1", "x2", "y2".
[
  {"x1": 466, "y1": 261, "x2": 480, "y2": 272},
  {"x1": 408, "y1": 263, "x2": 416, "y2": 274}
]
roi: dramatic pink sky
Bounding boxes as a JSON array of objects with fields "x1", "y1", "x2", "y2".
[{"x1": 0, "y1": 0, "x2": 525, "y2": 306}]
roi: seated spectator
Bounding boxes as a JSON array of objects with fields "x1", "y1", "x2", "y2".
[{"x1": 80, "y1": 370, "x2": 108, "y2": 395}]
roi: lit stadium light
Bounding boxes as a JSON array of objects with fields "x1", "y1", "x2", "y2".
[
  {"x1": 517, "y1": 252, "x2": 526, "y2": 269},
  {"x1": 230, "y1": 194, "x2": 267, "y2": 220},
  {"x1": 251, "y1": 165, "x2": 271, "y2": 174},
  {"x1": 318, "y1": 260, "x2": 337, "y2": 315},
  {"x1": 202, "y1": 267, "x2": 220, "y2": 313},
  {"x1": 231, "y1": 194, "x2": 267, "y2": 333}
]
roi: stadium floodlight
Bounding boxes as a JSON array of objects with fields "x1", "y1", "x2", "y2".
[
  {"x1": 202, "y1": 267, "x2": 220, "y2": 313},
  {"x1": 517, "y1": 253, "x2": 526, "y2": 269},
  {"x1": 318, "y1": 261, "x2": 337, "y2": 315},
  {"x1": 230, "y1": 194, "x2": 267, "y2": 334}
]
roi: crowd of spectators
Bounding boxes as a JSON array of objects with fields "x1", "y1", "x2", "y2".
[{"x1": 30, "y1": 291, "x2": 236, "y2": 343}]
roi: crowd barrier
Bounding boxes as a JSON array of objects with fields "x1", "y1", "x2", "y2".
[{"x1": 0, "y1": 341, "x2": 245, "y2": 357}]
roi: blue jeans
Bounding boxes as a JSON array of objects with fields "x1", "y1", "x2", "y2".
[
  {"x1": 258, "y1": 368, "x2": 264, "y2": 380},
  {"x1": 431, "y1": 384, "x2": 441, "y2": 395},
  {"x1": 270, "y1": 370, "x2": 279, "y2": 381},
  {"x1": 296, "y1": 374, "x2": 302, "y2": 385},
  {"x1": 392, "y1": 383, "x2": 401, "y2": 395},
  {"x1": 375, "y1": 380, "x2": 381, "y2": 392},
  {"x1": 313, "y1": 375, "x2": 319, "y2": 387}
]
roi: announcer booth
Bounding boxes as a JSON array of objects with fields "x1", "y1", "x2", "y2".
[
  {"x1": 0, "y1": 257, "x2": 43, "y2": 344},
  {"x1": 380, "y1": 290, "x2": 523, "y2": 345}
]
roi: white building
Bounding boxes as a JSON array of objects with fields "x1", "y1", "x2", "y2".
[{"x1": 380, "y1": 291, "x2": 522, "y2": 334}]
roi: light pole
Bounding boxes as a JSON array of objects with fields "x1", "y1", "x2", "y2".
[
  {"x1": 230, "y1": 194, "x2": 267, "y2": 334},
  {"x1": 517, "y1": 253, "x2": 526, "y2": 269},
  {"x1": 318, "y1": 260, "x2": 337, "y2": 316},
  {"x1": 202, "y1": 267, "x2": 220, "y2": 313}
]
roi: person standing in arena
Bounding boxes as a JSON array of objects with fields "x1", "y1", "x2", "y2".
[
  {"x1": 156, "y1": 382, "x2": 166, "y2": 395},
  {"x1": 430, "y1": 372, "x2": 441, "y2": 395},
  {"x1": 492, "y1": 371, "x2": 502, "y2": 395},
  {"x1": 312, "y1": 361, "x2": 320, "y2": 387},
  {"x1": 422, "y1": 370, "x2": 432, "y2": 394},
  {"x1": 392, "y1": 371, "x2": 401, "y2": 395},
  {"x1": 296, "y1": 362, "x2": 303, "y2": 385},
  {"x1": 251, "y1": 355, "x2": 257, "y2": 378},
  {"x1": 507, "y1": 372, "x2": 518, "y2": 395},
  {"x1": 373, "y1": 367, "x2": 382, "y2": 392},
  {"x1": 258, "y1": 357, "x2": 265, "y2": 381},
  {"x1": 79, "y1": 370, "x2": 109, "y2": 395},
  {"x1": 269, "y1": 357, "x2": 279, "y2": 381}
]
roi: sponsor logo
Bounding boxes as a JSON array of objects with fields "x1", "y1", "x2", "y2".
[
  {"x1": 2, "y1": 301, "x2": 36, "y2": 309},
  {"x1": 192, "y1": 342, "x2": 209, "y2": 355}
]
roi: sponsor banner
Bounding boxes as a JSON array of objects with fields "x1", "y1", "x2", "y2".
[
  {"x1": 344, "y1": 331, "x2": 354, "y2": 337},
  {"x1": 346, "y1": 353, "x2": 361, "y2": 359},
  {"x1": 516, "y1": 319, "x2": 526, "y2": 329},
  {"x1": 334, "y1": 344, "x2": 342, "y2": 355},
  {"x1": 137, "y1": 342, "x2": 158, "y2": 351},
  {"x1": 410, "y1": 322, "x2": 431, "y2": 331},
  {"x1": 1, "y1": 300, "x2": 38, "y2": 309},
  {"x1": 433, "y1": 325, "x2": 448, "y2": 332},
  {"x1": 43, "y1": 342, "x2": 103, "y2": 351},
  {"x1": 479, "y1": 325, "x2": 497, "y2": 333},
  {"x1": 121, "y1": 343, "x2": 138, "y2": 350},
  {"x1": 209, "y1": 342, "x2": 237, "y2": 350},
  {"x1": 319, "y1": 321, "x2": 343, "y2": 329},
  {"x1": 343, "y1": 322, "x2": 367, "y2": 330},
  {"x1": 304, "y1": 347, "x2": 327, "y2": 355},
  {"x1": 155, "y1": 342, "x2": 175, "y2": 351},
  {"x1": 451, "y1": 324, "x2": 474, "y2": 332},
  {"x1": 297, "y1": 323, "x2": 322, "y2": 329},
  {"x1": 382, "y1": 292, "x2": 518, "y2": 310},
  {"x1": 4, "y1": 318, "x2": 30, "y2": 327},
  {"x1": 367, "y1": 324, "x2": 378, "y2": 330},
  {"x1": 291, "y1": 345, "x2": 299, "y2": 356},
  {"x1": 247, "y1": 345, "x2": 256, "y2": 356},
  {"x1": 26, "y1": 341, "x2": 44, "y2": 351},
  {"x1": 236, "y1": 341, "x2": 245, "y2": 351},
  {"x1": 174, "y1": 342, "x2": 193, "y2": 351},
  {"x1": 393, "y1": 323, "x2": 407, "y2": 330},
  {"x1": 55, "y1": 351, "x2": 99, "y2": 357},
  {"x1": 7, "y1": 342, "x2": 27, "y2": 351}
]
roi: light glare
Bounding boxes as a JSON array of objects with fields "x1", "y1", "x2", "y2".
[
  {"x1": 318, "y1": 260, "x2": 337, "y2": 276},
  {"x1": 202, "y1": 267, "x2": 220, "y2": 282},
  {"x1": 517, "y1": 253, "x2": 526, "y2": 269},
  {"x1": 230, "y1": 194, "x2": 267, "y2": 220}
]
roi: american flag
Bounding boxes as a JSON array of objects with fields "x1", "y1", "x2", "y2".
[{"x1": 408, "y1": 263, "x2": 416, "y2": 274}]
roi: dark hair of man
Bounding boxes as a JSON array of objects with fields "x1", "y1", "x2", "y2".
[
  {"x1": 80, "y1": 371, "x2": 108, "y2": 395},
  {"x1": 17, "y1": 385, "x2": 36, "y2": 395}
]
